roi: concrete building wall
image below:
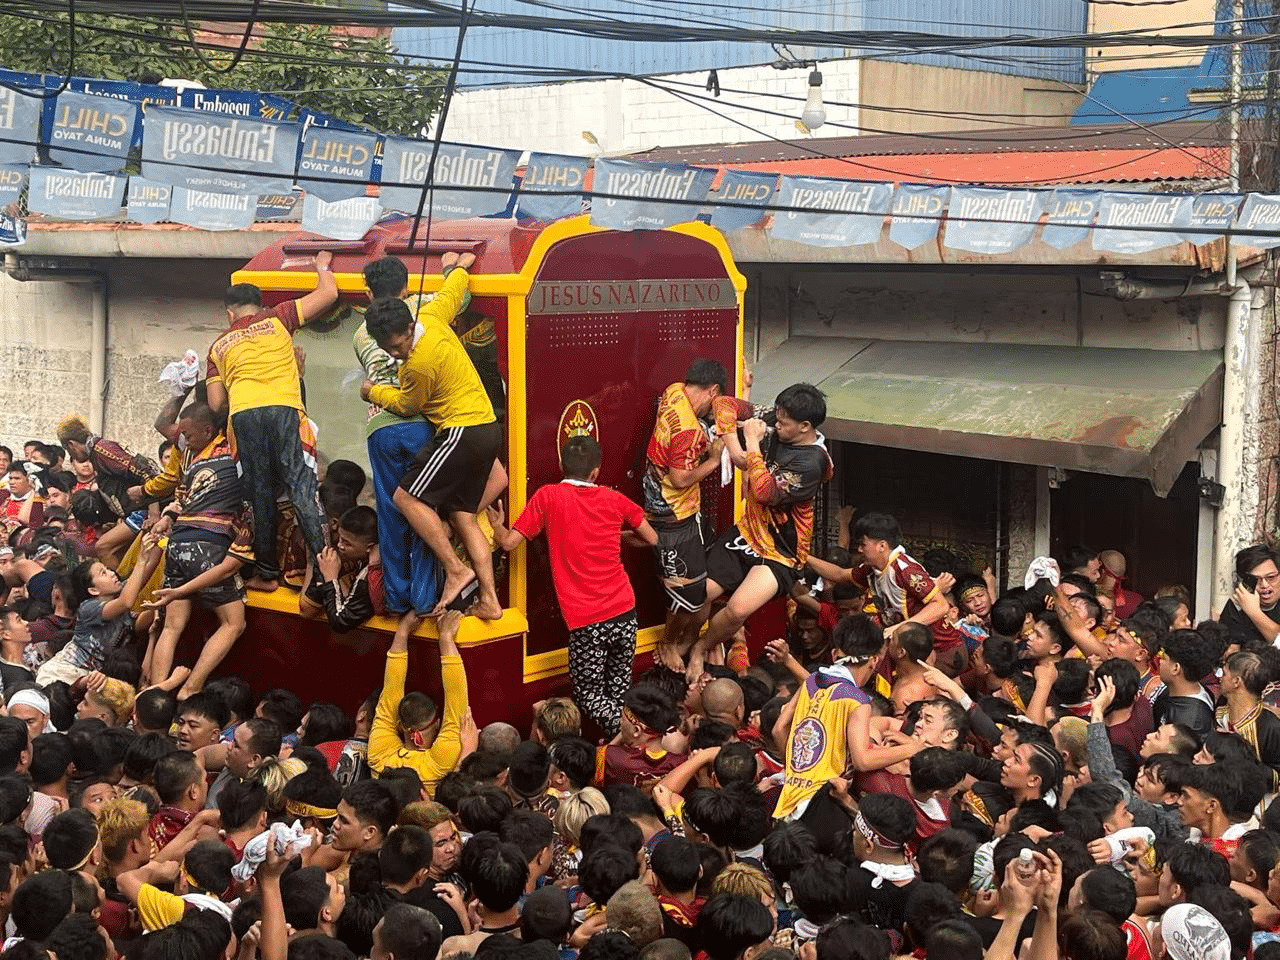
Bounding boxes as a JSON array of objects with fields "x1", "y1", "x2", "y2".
[
  {"x1": 0, "y1": 261, "x2": 236, "y2": 460},
  {"x1": 435, "y1": 60, "x2": 862, "y2": 155},
  {"x1": 857, "y1": 62, "x2": 1082, "y2": 132},
  {"x1": 746, "y1": 266, "x2": 1228, "y2": 351},
  {"x1": 435, "y1": 59, "x2": 1082, "y2": 155},
  {"x1": 1086, "y1": 0, "x2": 1214, "y2": 74}
]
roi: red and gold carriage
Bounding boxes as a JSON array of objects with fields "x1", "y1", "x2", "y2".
[{"x1": 207, "y1": 214, "x2": 746, "y2": 727}]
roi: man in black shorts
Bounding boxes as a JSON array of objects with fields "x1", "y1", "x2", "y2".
[
  {"x1": 145, "y1": 403, "x2": 250, "y2": 698},
  {"x1": 361, "y1": 252, "x2": 505, "y2": 620},
  {"x1": 687, "y1": 383, "x2": 832, "y2": 680},
  {"x1": 643, "y1": 360, "x2": 750, "y2": 671}
]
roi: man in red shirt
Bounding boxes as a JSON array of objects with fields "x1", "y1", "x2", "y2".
[
  {"x1": 490, "y1": 435, "x2": 657, "y2": 736},
  {"x1": 855, "y1": 746, "x2": 969, "y2": 851}
]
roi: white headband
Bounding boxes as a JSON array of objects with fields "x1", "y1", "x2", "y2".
[
  {"x1": 7, "y1": 690, "x2": 55, "y2": 734},
  {"x1": 7, "y1": 689, "x2": 49, "y2": 718}
]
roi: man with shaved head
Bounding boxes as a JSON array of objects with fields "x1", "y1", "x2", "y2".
[
  {"x1": 479, "y1": 723, "x2": 521, "y2": 763},
  {"x1": 1099, "y1": 549, "x2": 1143, "y2": 619},
  {"x1": 701, "y1": 679, "x2": 745, "y2": 730}
]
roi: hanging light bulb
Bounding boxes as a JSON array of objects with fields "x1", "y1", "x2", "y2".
[{"x1": 801, "y1": 69, "x2": 825, "y2": 131}]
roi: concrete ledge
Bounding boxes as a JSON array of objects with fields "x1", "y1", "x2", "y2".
[{"x1": 23, "y1": 221, "x2": 299, "y2": 260}]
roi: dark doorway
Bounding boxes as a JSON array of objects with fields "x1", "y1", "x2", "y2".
[
  {"x1": 835, "y1": 442, "x2": 1008, "y2": 579},
  {"x1": 1049, "y1": 462, "x2": 1201, "y2": 608}
]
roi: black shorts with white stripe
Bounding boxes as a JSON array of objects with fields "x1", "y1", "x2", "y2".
[{"x1": 398, "y1": 421, "x2": 502, "y2": 515}]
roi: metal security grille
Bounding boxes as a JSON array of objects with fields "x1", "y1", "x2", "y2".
[{"x1": 832, "y1": 441, "x2": 1007, "y2": 582}]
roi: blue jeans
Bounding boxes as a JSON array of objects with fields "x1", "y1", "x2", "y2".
[
  {"x1": 232, "y1": 405, "x2": 326, "y2": 582},
  {"x1": 368, "y1": 420, "x2": 440, "y2": 614}
]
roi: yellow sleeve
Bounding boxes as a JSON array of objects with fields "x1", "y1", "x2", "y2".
[
  {"x1": 425, "y1": 654, "x2": 468, "y2": 783},
  {"x1": 417, "y1": 268, "x2": 471, "y2": 328},
  {"x1": 144, "y1": 448, "x2": 182, "y2": 499},
  {"x1": 367, "y1": 356, "x2": 429, "y2": 418},
  {"x1": 368, "y1": 650, "x2": 408, "y2": 773},
  {"x1": 138, "y1": 883, "x2": 186, "y2": 932}
]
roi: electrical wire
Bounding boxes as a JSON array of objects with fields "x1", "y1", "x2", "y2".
[
  {"x1": 409, "y1": 0, "x2": 474, "y2": 278},
  {"x1": 176, "y1": 0, "x2": 260, "y2": 72},
  {"x1": 632, "y1": 75, "x2": 1226, "y2": 185},
  {"x1": 9, "y1": 0, "x2": 1280, "y2": 53},
  {"x1": 635, "y1": 74, "x2": 1233, "y2": 182},
  {"x1": 4, "y1": 8, "x2": 1267, "y2": 140}
]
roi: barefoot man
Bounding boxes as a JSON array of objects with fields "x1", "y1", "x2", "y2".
[
  {"x1": 643, "y1": 360, "x2": 728, "y2": 671},
  {"x1": 360, "y1": 252, "x2": 505, "y2": 619}
]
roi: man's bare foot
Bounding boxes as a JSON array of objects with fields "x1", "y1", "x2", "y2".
[
  {"x1": 685, "y1": 652, "x2": 705, "y2": 684},
  {"x1": 705, "y1": 643, "x2": 726, "y2": 667},
  {"x1": 177, "y1": 683, "x2": 201, "y2": 701},
  {"x1": 468, "y1": 590, "x2": 503, "y2": 621},
  {"x1": 657, "y1": 644, "x2": 685, "y2": 673},
  {"x1": 245, "y1": 576, "x2": 279, "y2": 593},
  {"x1": 431, "y1": 568, "x2": 478, "y2": 617}
]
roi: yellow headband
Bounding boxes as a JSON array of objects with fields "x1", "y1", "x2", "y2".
[
  {"x1": 963, "y1": 790, "x2": 993, "y2": 828},
  {"x1": 285, "y1": 799, "x2": 338, "y2": 820}
]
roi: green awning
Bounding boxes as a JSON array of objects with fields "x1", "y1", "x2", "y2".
[{"x1": 752, "y1": 337, "x2": 1224, "y2": 497}]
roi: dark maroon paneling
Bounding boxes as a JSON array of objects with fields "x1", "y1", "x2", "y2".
[{"x1": 522, "y1": 230, "x2": 739, "y2": 657}]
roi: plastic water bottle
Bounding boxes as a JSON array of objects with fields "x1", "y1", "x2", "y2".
[{"x1": 1015, "y1": 848, "x2": 1036, "y2": 882}]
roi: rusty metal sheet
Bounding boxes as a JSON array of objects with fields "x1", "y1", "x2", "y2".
[
  {"x1": 629, "y1": 121, "x2": 1229, "y2": 165},
  {"x1": 753, "y1": 336, "x2": 1223, "y2": 497}
]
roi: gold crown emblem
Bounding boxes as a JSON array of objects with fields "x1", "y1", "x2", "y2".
[{"x1": 564, "y1": 405, "x2": 595, "y2": 438}]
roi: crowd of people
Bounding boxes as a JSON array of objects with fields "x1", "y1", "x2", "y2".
[{"x1": 0, "y1": 249, "x2": 1279, "y2": 960}]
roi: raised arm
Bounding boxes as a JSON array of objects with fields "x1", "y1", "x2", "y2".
[
  {"x1": 294, "y1": 251, "x2": 339, "y2": 320},
  {"x1": 101, "y1": 535, "x2": 163, "y2": 621},
  {"x1": 486, "y1": 501, "x2": 527, "y2": 553}
]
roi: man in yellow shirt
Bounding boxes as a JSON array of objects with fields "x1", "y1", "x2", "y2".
[
  {"x1": 360, "y1": 251, "x2": 504, "y2": 620},
  {"x1": 368, "y1": 609, "x2": 471, "y2": 797},
  {"x1": 205, "y1": 251, "x2": 338, "y2": 591}
]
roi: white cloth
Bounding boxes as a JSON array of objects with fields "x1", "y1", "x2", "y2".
[
  {"x1": 1103, "y1": 826, "x2": 1155, "y2": 864},
  {"x1": 6, "y1": 689, "x2": 55, "y2": 733},
  {"x1": 181, "y1": 892, "x2": 235, "y2": 922},
  {"x1": 1024, "y1": 556, "x2": 1061, "y2": 590},
  {"x1": 860, "y1": 859, "x2": 916, "y2": 889},
  {"x1": 158, "y1": 351, "x2": 201, "y2": 397},
  {"x1": 1160, "y1": 903, "x2": 1230, "y2": 960},
  {"x1": 231, "y1": 820, "x2": 312, "y2": 883}
]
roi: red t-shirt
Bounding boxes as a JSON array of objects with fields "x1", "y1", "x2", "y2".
[
  {"x1": 1124, "y1": 919, "x2": 1153, "y2": 960},
  {"x1": 512, "y1": 480, "x2": 645, "y2": 631},
  {"x1": 1106, "y1": 695, "x2": 1154, "y2": 761},
  {"x1": 856, "y1": 768, "x2": 951, "y2": 851}
]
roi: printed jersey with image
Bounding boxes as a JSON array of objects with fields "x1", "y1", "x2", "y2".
[
  {"x1": 643, "y1": 383, "x2": 708, "y2": 525},
  {"x1": 206, "y1": 299, "x2": 306, "y2": 414},
  {"x1": 353, "y1": 321, "x2": 427, "y2": 437},
  {"x1": 739, "y1": 434, "x2": 833, "y2": 569},
  {"x1": 773, "y1": 669, "x2": 869, "y2": 820},
  {"x1": 852, "y1": 546, "x2": 963, "y2": 650}
]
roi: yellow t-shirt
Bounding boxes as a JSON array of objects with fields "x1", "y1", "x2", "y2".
[
  {"x1": 138, "y1": 883, "x2": 187, "y2": 932},
  {"x1": 207, "y1": 299, "x2": 306, "y2": 415},
  {"x1": 367, "y1": 647, "x2": 469, "y2": 797},
  {"x1": 367, "y1": 269, "x2": 494, "y2": 429}
]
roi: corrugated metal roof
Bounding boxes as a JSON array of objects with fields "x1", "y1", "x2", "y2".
[
  {"x1": 703, "y1": 145, "x2": 1225, "y2": 185},
  {"x1": 625, "y1": 121, "x2": 1229, "y2": 185},
  {"x1": 752, "y1": 335, "x2": 1224, "y2": 495},
  {"x1": 629, "y1": 121, "x2": 1226, "y2": 164},
  {"x1": 392, "y1": 0, "x2": 1085, "y2": 89}
]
